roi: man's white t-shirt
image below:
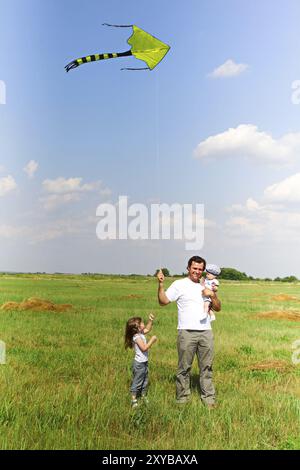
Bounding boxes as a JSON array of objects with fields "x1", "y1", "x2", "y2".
[{"x1": 165, "y1": 277, "x2": 212, "y2": 331}]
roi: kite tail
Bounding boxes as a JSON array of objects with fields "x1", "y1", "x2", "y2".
[
  {"x1": 65, "y1": 50, "x2": 132, "y2": 72},
  {"x1": 102, "y1": 23, "x2": 133, "y2": 28}
]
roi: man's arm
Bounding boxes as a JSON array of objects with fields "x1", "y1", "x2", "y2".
[
  {"x1": 203, "y1": 288, "x2": 221, "y2": 312},
  {"x1": 157, "y1": 270, "x2": 170, "y2": 306}
]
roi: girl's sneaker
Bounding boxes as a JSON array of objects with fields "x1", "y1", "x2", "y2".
[
  {"x1": 141, "y1": 394, "x2": 149, "y2": 404},
  {"x1": 131, "y1": 399, "x2": 138, "y2": 408}
]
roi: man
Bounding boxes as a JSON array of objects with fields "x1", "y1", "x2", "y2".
[{"x1": 157, "y1": 256, "x2": 221, "y2": 407}]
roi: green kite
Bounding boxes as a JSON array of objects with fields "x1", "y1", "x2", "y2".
[{"x1": 65, "y1": 24, "x2": 170, "y2": 72}]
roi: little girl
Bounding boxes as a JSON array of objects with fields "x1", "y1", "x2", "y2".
[{"x1": 124, "y1": 314, "x2": 157, "y2": 408}]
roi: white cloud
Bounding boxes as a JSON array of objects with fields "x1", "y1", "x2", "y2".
[
  {"x1": 209, "y1": 59, "x2": 248, "y2": 78},
  {"x1": 226, "y1": 216, "x2": 264, "y2": 239},
  {"x1": 245, "y1": 198, "x2": 260, "y2": 211},
  {"x1": 264, "y1": 173, "x2": 300, "y2": 203},
  {"x1": 0, "y1": 175, "x2": 17, "y2": 196},
  {"x1": 226, "y1": 209, "x2": 300, "y2": 244},
  {"x1": 0, "y1": 224, "x2": 31, "y2": 238},
  {"x1": 41, "y1": 177, "x2": 111, "y2": 210},
  {"x1": 226, "y1": 192, "x2": 300, "y2": 243},
  {"x1": 23, "y1": 160, "x2": 38, "y2": 178},
  {"x1": 40, "y1": 193, "x2": 81, "y2": 211},
  {"x1": 42, "y1": 177, "x2": 99, "y2": 194},
  {"x1": 0, "y1": 216, "x2": 96, "y2": 244},
  {"x1": 194, "y1": 124, "x2": 300, "y2": 166}
]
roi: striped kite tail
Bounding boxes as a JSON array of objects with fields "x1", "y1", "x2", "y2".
[{"x1": 65, "y1": 50, "x2": 132, "y2": 72}]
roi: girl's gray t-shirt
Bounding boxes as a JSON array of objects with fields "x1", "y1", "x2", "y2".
[{"x1": 133, "y1": 333, "x2": 148, "y2": 362}]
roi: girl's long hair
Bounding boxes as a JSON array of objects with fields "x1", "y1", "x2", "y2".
[{"x1": 124, "y1": 317, "x2": 142, "y2": 349}]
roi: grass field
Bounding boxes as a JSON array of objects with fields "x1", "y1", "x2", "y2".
[{"x1": 0, "y1": 274, "x2": 300, "y2": 450}]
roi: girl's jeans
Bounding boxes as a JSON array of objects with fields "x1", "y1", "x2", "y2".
[{"x1": 130, "y1": 360, "x2": 148, "y2": 396}]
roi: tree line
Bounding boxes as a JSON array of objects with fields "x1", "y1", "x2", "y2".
[{"x1": 154, "y1": 267, "x2": 299, "y2": 282}]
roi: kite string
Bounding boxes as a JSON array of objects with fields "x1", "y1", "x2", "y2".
[{"x1": 155, "y1": 72, "x2": 163, "y2": 270}]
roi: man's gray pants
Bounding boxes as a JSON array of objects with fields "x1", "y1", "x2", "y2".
[
  {"x1": 176, "y1": 329, "x2": 215, "y2": 405},
  {"x1": 130, "y1": 360, "x2": 148, "y2": 396}
]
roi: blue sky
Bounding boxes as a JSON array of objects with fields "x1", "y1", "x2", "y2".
[{"x1": 1, "y1": 0, "x2": 300, "y2": 276}]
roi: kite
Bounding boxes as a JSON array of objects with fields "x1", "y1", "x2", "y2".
[{"x1": 65, "y1": 24, "x2": 170, "y2": 72}]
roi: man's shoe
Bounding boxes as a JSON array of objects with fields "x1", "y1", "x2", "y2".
[
  {"x1": 206, "y1": 403, "x2": 217, "y2": 410},
  {"x1": 176, "y1": 396, "x2": 191, "y2": 405}
]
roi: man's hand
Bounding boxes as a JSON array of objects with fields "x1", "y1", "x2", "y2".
[
  {"x1": 203, "y1": 288, "x2": 221, "y2": 312},
  {"x1": 157, "y1": 269, "x2": 170, "y2": 306},
  {"x1": 203, "y1": 288, "x2": 215, "y2": 298},
  {"x1": 157, "y1": 269, "x2": 165, "y2": 283}
]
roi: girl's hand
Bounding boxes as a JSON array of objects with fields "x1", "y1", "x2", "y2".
[
  {"x1": 151, "y1": 335, "x2": 158, "y2": 343},
  {"x1": 149, "y1": 313, "x2": 155, "y2": 322}
]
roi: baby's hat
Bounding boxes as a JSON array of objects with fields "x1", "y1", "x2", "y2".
[{"x1": 206, "y1": 264, "x2": 221, "y2": 276}]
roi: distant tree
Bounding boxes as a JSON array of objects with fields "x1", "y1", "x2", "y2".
[
  {"x1": 274, "y1": 277, "x2": 281, "y2": 282},
  {"x1": 154, "y1": 268, "x2": 170, "y2": 277},
  {"x1": 219, "y1": 267, "x2": 249, "y2": 281},
  {"x1": 282, "y1": 276, "x2": 298, "y2": 282}
]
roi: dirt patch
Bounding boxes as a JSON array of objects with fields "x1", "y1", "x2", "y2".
[
  {"x1": 249, "y1": 359, "x2": 291, "y2": 372},
  {"x1": 1, "y1": 301, "x2": 20, "y2": 310},
  {"x1": 256, "y1": 310, "x2": 300, "y2": 321},
  {"x1": 271, "y1": 294, "x2": 299, "y2": 302},
  {"x1": 97, "y1": 294, "x2": 144, "y2": 301},
  {"x1": 0, "y1": 297, "x2": 72, "y2": 312},
  {"x1": 119, "y1": 294, "x2": 144, "y2": 300}
]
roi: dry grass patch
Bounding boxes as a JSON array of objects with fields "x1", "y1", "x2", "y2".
[
  {"x1": 0, "y1": 297, "x2": 72, "y2": 312},
  {"x1": 248, "y1": 359, "x2": 291, "y2": 372},
  {"x1": 271, "y1": 294, "x2": 299, "y2": 302},
  {"x1": 256, "y1": 310, "x2": 300, "y2": 321}
]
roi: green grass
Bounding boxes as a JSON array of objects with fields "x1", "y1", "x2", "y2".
[{"x1": 0, "y1": 274, "x2": 300, "y2": 449}]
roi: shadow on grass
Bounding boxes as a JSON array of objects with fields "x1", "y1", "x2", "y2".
[
  {"x1": 190, "y1": 374, "x2": 201, "y2": 395},
  {"x1": 160, "y1": 372, "x2": 209, "y2": 398}
]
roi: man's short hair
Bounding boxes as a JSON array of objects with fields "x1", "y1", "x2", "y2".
[{"x1": 187, "y1": 256, "x2": 206, "y2": 270}]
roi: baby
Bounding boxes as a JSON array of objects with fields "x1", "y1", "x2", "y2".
[{"x1": 203, "y1": 264, "x2": 221, "y2": 322}]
